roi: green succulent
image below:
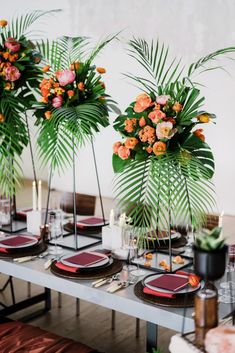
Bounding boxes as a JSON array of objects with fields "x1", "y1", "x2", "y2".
[{"x1": 195, "y1": 226, "x2": 225, "y2": 251}]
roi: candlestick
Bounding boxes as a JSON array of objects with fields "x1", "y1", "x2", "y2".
[
  {"x1": 109, "y1": 209, "x2": 115, "y2": 228},
  {"x1": 32, "y1": 181, "x2": 37, "y2": 211},
  {"x1": 119, "y1": 213, "x2": 126, "y2": 227},
  {"x1": 38, "y1": 180, "x2": 42, "y2": 211},
  {"x1": 218, "y1": 211, "x2": 224, "y2": 228}
]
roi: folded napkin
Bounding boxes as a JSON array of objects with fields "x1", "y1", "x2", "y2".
[
  {"x1": 64, "y1": 252, "x2": 105, "y2": 267},
  {"x1": 147, "y1": 274, "x2": 189, "y2": 292},
  {"x1": 143, "y1": 286, "x2": 176, "y2": 299},
  {"x1": 0, "y1": 247, "x2": 8, "y2": 253},
  {"x1": 0, "y1": 236, "x2": 34, "y2": 247},
  {"x1": 78, "y1": 217, "x2": 106, "y2": 225},
  {"x1": 55, "y1": 261, "x2": 79, "y2": 273}
]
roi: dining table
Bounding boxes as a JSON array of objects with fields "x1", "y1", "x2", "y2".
[{"x1": 0, "y1": 231, "x2": 234, "y2": 353}]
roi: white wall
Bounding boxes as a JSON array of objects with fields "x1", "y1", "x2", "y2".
[{"x1": 2, "y1": 0, "x2": 235, "y2": 215}]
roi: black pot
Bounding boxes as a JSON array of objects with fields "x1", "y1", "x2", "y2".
[{"x1": 193, "y1": 245, "x2": 228, "y2": 281}]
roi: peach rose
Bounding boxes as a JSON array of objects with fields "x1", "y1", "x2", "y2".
[
  {"x1": 193, "y1": 129, "x2": 205, "y2": 142},
  {"x1": 139, "y1": 116, "x2": 146, "y2": 127},
  {"x1": 44, "y1": 111, "x2": 52, "y2": 120},
  {"x1": 67, "y1": 90, "x2": 75, "y2": 97},
  {"x1": 125, "y1": 137, "x2": 139, "y2": 149},
  {"x1": 156, "y1": 121, "x2": 176, "y2": 140},
  {"x1": 134, "y1": 93, "x2": 152, "y2": 113},
  {"x1": 42, "y1": 65, "x2": 50, "y2": 73},
  {"x1": 113, "y1": 142, "x2": 122, "y2": 154},
  {"x1": 96, "y1": 67, "x2": 106, "y2": 74},
  {"x1": 4, "y1": 82, "x2": 11, "y2": 90},
  {"x1": 56, "y1": 69, "x2": 75, "y2": 86},
  {"x1": 0, "y1": 20, "x2": 8, "y2": 27},
  {"x1": 148, "y1": 110, "x2": 166, "y2": 124},
  {"x1": 156, "y1": 95, "x2": 170, "y2": 105},
  {"x1": 124, "y1": 118, "x2": 136, "y2": 133},
  {"x1": 146, "y1": 146, "x2": 153, "y2": 154},
  {"x1": 153, "y1": 141, "x2": 167, "y2": 156},
  {"x1": 118, "y1": 146, "x2": 130, "y2": 160},
  {"x1": 197, "y1": 113, "x2": 210, "y2": 123},
  {"x1": 0, "y1": 114, "x2": 6, "y2": 123},
  {"x1": 5, "y1": 65, "x2": 21, "y2": 81},
  {"x1": 172, "y1": 102, "x2": 183, "y2": 112},
  {"x1": 5, "y1": 37, "x2": 20, "y2": 53},
  {"x1": 138, "y1": 126, "x2": 156, "y2": 144},
  {"x1": 78, "y1": 82, "x2": 85, "y2": 91},
  {"x1": 52, "y1": 95, "x2": 63, "y2": 108}
]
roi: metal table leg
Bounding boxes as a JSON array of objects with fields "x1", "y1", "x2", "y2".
[{"x1": 146, "y1": 322, "x2": 158, "y2": 352}]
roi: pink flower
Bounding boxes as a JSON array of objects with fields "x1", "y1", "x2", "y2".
[
  {"x1": 148, "y1": 110, "x2": 166, "y2": 124},
  {"x1": 113, "y1": 142, "x2": 122, "y2": 154},
  {"x1": 52, "y1": 95, "x2": 63, "y2": 108},
  {"x1": 156, "y1": 121, "x2": 176, "y2": 140},
  {"x1": 133, "y1": 93, "x2": 152, "y2": 113},
  {"x1": 56, "y1": 69, "x2": 76, "y2": 86},
  {"x1": 5, "y1": 65, "x2": 21, "y2": 81},
  {"x1": 156, "y1": 95, "x2": 170, "y2": 105},
  {"x1": 5, "y1": 37, "x2": 21, "y2": 53},
  {"x1": 118, "y1": 146, "x2": 130, "y2": 160}
]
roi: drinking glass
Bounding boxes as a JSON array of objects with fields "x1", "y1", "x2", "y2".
[
  {"x1": 219, "y1": 247, "x2": 235, "y2": 303},
  {"x1": 122, "y1": 228, "x2": 137, "y2": 272},
  {"x1": 48, "y1": 210, "x2": 63, "y2": 257},
  {"x1": 130, "y1": 239, "x2": 146, "y2": 277},
  {"x1": 0, "y1": 199, "x2": 10, "y2": 232}
]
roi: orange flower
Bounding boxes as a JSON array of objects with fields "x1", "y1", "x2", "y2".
[
  {"x1": 42, "y1": 65, "x2": 50, "y2": 73},
  {"x1": 41, "y1": 96, "x2": 48, "y2": 103},
  {"x1": 67, "y1": 90, "x2": 75, "y2": 97},
  {"x1": 125, "y1": 137, "x2": 139, "y2": 149},
  {"x1": 134, "y1": 93, "x2": 152, "y2": 113},
  {"x1": 188, "y1": 274, "x2": 200, "y2": 287},
  {"x1": 168, "y1": 117, "x2": 176, "y2": 125},
  {"x1": 54, "y1": 82, "x2": 60, "y2": 88},
  {"x1": 4, "y1": 82, "x2": 11, "y2": 90},
  {"x1": 124, "y1": 118, "x2": 136, "y2": 133},
  {"x1": 153, "y1": 141, "x2": 167, "y2": 156},
  {"x1": 78, "y1": 82, "x2": 85, "y2": 91},
  {"x1": 44, "y1": 111, "x2": 52, "y2": 120},
  {"x1": 172, "y1": 102, "x2": 183, "y2": 112},
  {"x1": 113, "y1": 142, "x2": 122, "y2": 154},
  {"x1": 153, "y1": 103, "x2": 161, "y2": 110},
  {"x1": 71, "y1": 62, "x2": 80, "y2": 70},
  {"x1": 99, "y1": 81, "x2": 105, "y2": 89},
  {"x1": 8, "y1": 54, "x2": 18, "y2": 62},
  {"x1": 193, "y1": 129, "x2": 205, "y2": 142},
  {"x1": 146, "y1": 146, "x2": 153, "y2": 154},
  {"x1": 54, "y1": 87, "x2": 65, "y2": 95},
  {"x1": 148, "y1": 110, "x2": 166, "y2": 124},
  {"x1": 118, "y1": 146, "x2": 130, "y2": 160},
  {"x1": 0, "y1": 20, "x2": 8, "y2": 27},
  {"x1": 138, "y1": 125, "x2": 155, "y2": 144},
  {"x1": 139, "y1": 116, "x2": 146, "y2": 127},
  {"x1": 3, "y1": 52, "x2": 9, "y2": 59},
  {"x1": 197, "y1": 113, "x2": 210, "y2": 123},
  {"x1": 96, "y1": 67, "x2": 106, "y2": 74},
  {"x1": 0, "y1": 114, "x2": 5, "y2": 123}
]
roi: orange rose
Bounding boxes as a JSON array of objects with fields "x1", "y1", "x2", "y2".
[
  {"x1": 8, "y1": 54, "x2": 18, "y2": 62},
  {"x1": 0, "y1": 114, "x2": 5, "y2": 123},
  {"x1": 125, "y1": 137, "x2": 139, "y2": 149},
  {"x1": 67, "y1": 90, "x2": 75, "y2": 97},
  {"x1": 44, "y1": 111, "x2": 52, "y2": 120},
  {"x1": 172, "y1": 102, "x2": 183, "y2": 112},
  {"x1": 138, "y1": 125, "x2": 155, "y2": 143},
  {"x1": 197, "y1": 113, "x2": 210, "y2": 123},
  {"x1": 153, "y1": 141, "x2": 167, "y2": 156},
  {"x1": 193, "y1": 129, "x2": 205, "y2": 142},
  {"x1": 113, "y1": 142, "x2": 122, "y2": 154},
  {"x1": 124, "y1": 118, "x2": 136, "y2": 133},
  {"x1": 146, "y1": 146, "x2": 153, "y2": 154},
  {"x1": 0, "y1": 20, "x2": 8, "y2": 27},
  {"x1": 78, "y1": 82, "x2": 85, "y2": 91},
  {"x1": 3, "y1": 52, "x2": 9, "y2": 59},
  {"x1": 41, "y1": 96, "x2": 49, "y2": 103},
  {"x1": 96, "y1": 67, "x2": 106, "y2": 74},
  {"x1": 139, "y1": 116, "x2": 146, "y2": 127},
  {"x1": 148, "y1": 110, "x2": 166, "y2": 124},
  {"x1": 42, "y1": 65, "x2": 50, "y2": 73},
  {"x1": 134, "y1": 93, "x2": 152, "y2": 113},
  {"x1": 118, "y1": 146, "x2": 130, "y2": 160},
  {"x1": 4, "y1": 82, "x2": 11, "y2": 90}
]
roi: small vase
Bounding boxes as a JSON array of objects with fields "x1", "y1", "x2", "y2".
[{"x1": 193, "y1": 245, "x2": 228, "y2": 281}]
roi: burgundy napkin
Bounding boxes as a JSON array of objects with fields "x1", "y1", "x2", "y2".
[
  {"x1": 78, "y1": 217, "x2": 106, "y2": 225},
  {"x1": 0, "y1": 247, "x2": 8, "y2": 253},
  {"x1": 147, "y1": 274, "x2": 189, "y2": 292},
  {"x1": 143, "y1": 287, "x2": 176, "y2": 299},
  {"x1": 0, "y1": 236, "x2": 35, "y2": 247},
  {"x1": 64, "y1": 252, "x2": 105, "y2": 267},
  {"x1": 55, "y1": 262, "x2": 79, "y2": 273}
]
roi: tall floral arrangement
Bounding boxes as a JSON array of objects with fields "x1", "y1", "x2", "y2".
[
  {"x1": 0, "y1": 10, "x2": 59, "y2": 196},
  {"x1": 113, "y1": 38, "x2": 235, "y2": 242},
  {"x1": 35, "y1": 35, "x2": 117, "y2": 172}
]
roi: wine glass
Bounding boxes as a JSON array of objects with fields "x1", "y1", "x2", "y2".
[
  {"x1": 122, "y1": 229, "x2": 137, "y2": 272},
  {"x1": 130, "y1": 239, "x2": 146, "y2": 277},
  {"x1": 48, "y1": 210, "x2": 63, "y2": 257}
]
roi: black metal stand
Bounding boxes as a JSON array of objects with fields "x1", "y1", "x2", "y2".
[{"x1": 0, "y1": 276, "x2": 15, "y2": 305}]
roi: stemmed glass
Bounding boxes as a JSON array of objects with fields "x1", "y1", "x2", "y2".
[
  {"x1": 48, "y1": 210, "x2": 64, "y2": 257},
  {"x1": 184, "y1": 224, "x2": 195, "y2": 257},
  {"x1": 130, "y1": 239, "x2": 146, "y2": 277},
  {"x1": 122, "y1": 229, "x2": 137, "y2": 272},
  {"x1": 0, "y1": 199, "x2": 10, "y2": 235},
  {"x1": 218, "y1": 246, "x2": 235, "y2": 303}
]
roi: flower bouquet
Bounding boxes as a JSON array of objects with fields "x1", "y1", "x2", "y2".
[
  {"x1": 35, "y1": 35, "x2": 117, "y2": 172},
  {"x1": 0, "y1": 10, "x2": 58, "y2": 196},
  {"x1": 113, "y1": 38, "x2": 235, "y2": 244}
]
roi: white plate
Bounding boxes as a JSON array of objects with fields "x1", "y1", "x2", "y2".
[
  {"x1": 147, "y1": 232, "x2": 181, "y2": 241},
  {"x1": 76, "y1": 221, "x2": 108, "y2": 227},
  {"x1": 61, "y1": 251, "x2": 109, "y2": 268},
  {"x1": 0, "y1": 235, "x2": 38, "y2": 249},
  {"x1": 143, "y1": 273, "x2": 201, "y2": 294}
]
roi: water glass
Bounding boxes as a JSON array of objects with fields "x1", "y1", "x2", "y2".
[
  {"x1": 0, "y1": 199, "x2": 10, "y2": 228},
  {"x1": 48, "y1": 210, "x2": 63, "y2": 257}
]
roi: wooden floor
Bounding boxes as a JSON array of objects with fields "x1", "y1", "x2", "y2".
[{"x1": 0, "y1": 275, "x2": 176, "y2": 353}]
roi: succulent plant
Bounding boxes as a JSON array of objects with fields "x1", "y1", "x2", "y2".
[{"x1": 195, "y1": 226, "x2": 225, "y2": 251}]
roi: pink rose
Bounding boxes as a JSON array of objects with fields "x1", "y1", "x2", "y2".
[
  {"x1": 156, "y1": 95, "x2": 170, "y2": 105},
  {"x1": 118, "y1": 146, "x2": 130, "y2": 160},
  {"x1": 5, "y1": 65, "x2": 21, "y2": 81},
  {"x1": 52, "y1": 95, "x2": 63, "y2": 108},
  {"x1": 148, "y1": 110, "x2": 166, "y2": 124},
  {"x1": 133, "y1": 93, "x2": 152, "y2": 113},
  {"x1": 156, "y1": 121, "x2": 176, "y2": 140},
  {"x1": 5, "y1": 37, "x2": 21, "y2": 53},
  {"x1": 56, "y1": 69, "x2": 76, "y2": 86},
  {"x1": 113, "y1": 142, "x2": 122, "y2": 154}
]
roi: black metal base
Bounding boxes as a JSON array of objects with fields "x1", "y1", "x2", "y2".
[
  {"x1": 48, "y1": 233, "x2": 101, "y2": 251},
  {"x1": 0, "y1": 288, "x2": 51, "y2": 322},
  {"x1": 0, "y1": 220, "x2": 27, "y2": 233}
]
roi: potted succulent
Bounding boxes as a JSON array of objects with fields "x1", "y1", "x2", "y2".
[{"x1": 193, "y1": 227, "x2": 228, "y2": 281}]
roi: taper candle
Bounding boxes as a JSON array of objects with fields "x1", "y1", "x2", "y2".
[
  {"x1": 38, "y1": 180, "x2": 42, "y2": 211},
  {"x1": 32, "y1": 181, "x2": 36, "y2": 211}
]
